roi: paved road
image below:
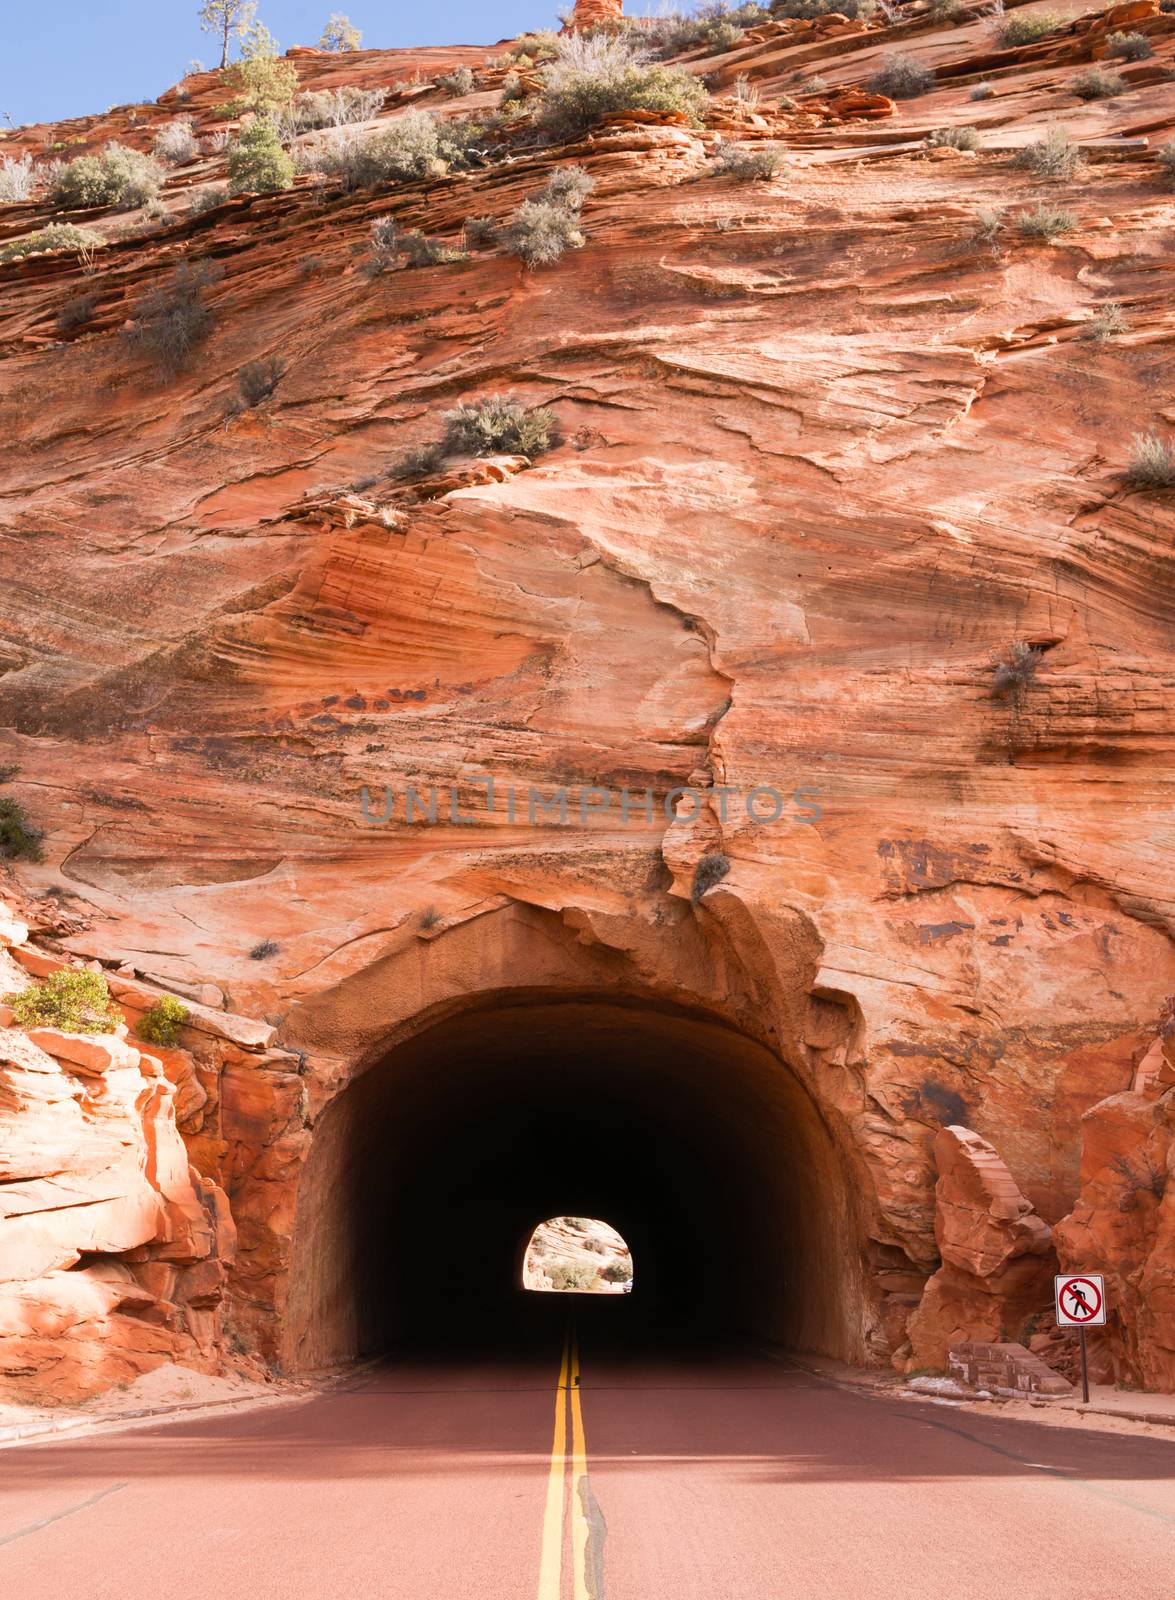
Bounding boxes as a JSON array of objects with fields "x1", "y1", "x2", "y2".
[{"x1": 2, "y1": 1326, "x2": 1172, "y2": 1600}]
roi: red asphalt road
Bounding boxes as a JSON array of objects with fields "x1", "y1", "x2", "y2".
[{"x1": 1, "y1": 1340, "x2": 1173, "y2": 1600}]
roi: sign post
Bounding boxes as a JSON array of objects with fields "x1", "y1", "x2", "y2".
[{"x1": 1054, "y1": 1273, "x2": 1107, "y2": 1403}]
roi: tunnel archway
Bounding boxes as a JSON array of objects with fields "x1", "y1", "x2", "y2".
[{"x1": 283, "y1": 993, "x2": 868, "y2": 1371}]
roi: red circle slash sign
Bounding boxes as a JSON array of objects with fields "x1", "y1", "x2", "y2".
[{"x1": 1059, "y1": 1277, "x2": 1103, "y2": 1323}]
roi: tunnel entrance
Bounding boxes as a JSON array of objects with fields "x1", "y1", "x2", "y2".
[
  {"x1": 283, "y1": 995, "x2": 867, "y2": 1371},
  {"x1": 523, "y1": 1217, "x2": 634, "y2": 1294}
]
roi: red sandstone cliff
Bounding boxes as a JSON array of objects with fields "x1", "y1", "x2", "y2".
[{"x1": 1, "y1": 3, "x2": 1174, "y2": 1397}]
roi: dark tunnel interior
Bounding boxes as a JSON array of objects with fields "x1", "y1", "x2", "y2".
[{"x1": 283, "y1": 996, "x2": 867, "y2": 1370}]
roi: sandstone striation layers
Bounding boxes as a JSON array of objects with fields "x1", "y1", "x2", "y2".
[{"x1": 1, "y1": 2, "x2": 1174, "y2": 1397}]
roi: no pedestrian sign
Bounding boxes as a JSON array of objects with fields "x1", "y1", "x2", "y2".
[{"x1": 1055, "y1": 1274, "x2": 1107, "y2": 1328}]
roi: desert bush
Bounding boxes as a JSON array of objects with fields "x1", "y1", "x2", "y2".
[
  {"x1": 652, "y1": 12, "x2": 746, "y2": 56},
  {"x1": 507, "y1": 30, "x2": 561, "y2": 63},
  {"x1": 0, "y1": 154, "x2": 35, "y2": 202},
  {"x1": 602, "y1": 1258, "x2": 633, "y2": 1283},
  {"x1": 401, "y1": 229, "x2": 468, "y2": 266},
  {"x1": 125, "y1": 261, "x2": 221, "y2": 376},
  {"x1": 992, "y1": 640, "x2": 1042, "y2": 696},
  {"x1": 1159, "y1": 141, "x2": 1175, "y2": 184},
  {"x1": 534, "y1": 33, "x2": 708, "y2": 140},
  {"x1": 771, "y1": 0, "x2": 873, "y2": 16},
  {"x1": 365, "y1": 214, "x2": 400, "y2": 273},
  {"x1": 298, "y1": 110, "x2": 477, "y2": 189},
  {"x1": 870, "y1": 54, "x2": 935, "y2": 98},
  {"x1": 228, "y1": 118, "x2": 295, "y2": 193},
  {"x1": 970, "y1": 81, "x2": 994, "y2": 100},
  {"x1": 136, "y1": 995, "x2": 190, "y2": 1046},
  {"x1": 279, "y1": 86, "x2": 387, "y2": 135},
  {"x1": 154, "y1": 117, "x2": 200, "y2": 164},
  {"x1": 0, "y1": 793, "x2": 43, "y2": 860},
  {"x1": 463, "y1": 214, "x2": 497, "y2": 246},
  {"x1": 1106, "y1": 30, "x2": 1152, "y2": 60},
  {"x1": 1014, "y1": 126, "x2": 1082, "y2": 179},
  {"x1": 971, "y1": 206, "x2": 1005, "y2": 245},
  {"x1": 204, "y1": 128, "x2": 232, "y2": 154},
  {"x1": 221, "y1": 53, "x2": 299, "y2": 116},
  {"x1": 436, "y1": 65, "x2": 475, "y2": 95},
  {"x1": 250, "y1": 938, "x2": 281, "y2": 958},
  {"x1": 691, "y1": 851, "x2": 730, "y2": 902},
  {"x1": 1083, "y1": 301, "x2": 1125, "y2": 342},
  {"x1": 802, "y1": 75, "x2": 830, "y2": 93},
  {"x1": 499, "y1": 72, "x2": 525, "y2": 106},
  {"x1": 442, "y1": 395, "x2": 557, "y2": 457},
  {"x1": 7, "y1": 969, "x2": 121, "y2": 1033},
  {"x1": 320, "y1": 11, "x2": 362, "y2": 51},
  {"x1": 535, "y1": 164, "x2": 596, "y2": 208},
  {"x1": 419, "y1": 907, "x2": 442, "y2": 930},
  {"x1": 56, "y1": 292, "x2": 99, "y2": 333},
  {"x1": 49, "y1": 142, "x2": 163, "y2": 210},
  {"x1": 928, "y1": 125, "x2": 979, "y2": 149},
  {"x1": 393, "y1": 440, "x2": 446, "y2": 478},
  {"x1": 237, "y1": 355, "x2": 283, "y2": 406},
  {"x1": 1123, "y1": 433, "x2": 1175, "y2": 489},
  {"x1": 503, "y1": 197, "x2": 586, "y2": 265},
  {"x1": 0, "y1": 222, "x2": 98, "y2": 262},
  {"x1": 548, "y1": 1261, "x2": 598, "y2": 1291},
  {"x1": 712, "y1": 140, "x2": 781, "y2": 178},
  {"x1": 190, "y1": 184, "x2": 230, "y2": 214},
  {"x1": 563, "y1": 1217, "x2": 591, "y2": 1230},
  {"x1": 999, "y1": 10, "x2": 1065, "y2": 46},
  {"x1": 1016, "y1": 202, "x2": 1076, "y2": 239},
  {"x1": 1072, "y1": 66, "x2": 1126, "y2": 100}
]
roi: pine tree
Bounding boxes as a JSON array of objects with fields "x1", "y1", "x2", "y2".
[
  {"x1": 320, "y1": 12, "x2": 362, "y2": 51},
  {"x1": 198, "y1": 0, "x2": 258, "y2": 69},
  {"x1": 227, "y1": 118, "x2": 295, "y2": 195}
]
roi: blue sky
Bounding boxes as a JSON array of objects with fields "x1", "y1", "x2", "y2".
[{"x1": 3, "y1": 2, "x2": 564, "y2": 128}]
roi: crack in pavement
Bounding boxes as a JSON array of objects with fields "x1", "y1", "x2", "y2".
[{"x1": 0, "y1": 1482, "x2": 127, "y2": 1548}]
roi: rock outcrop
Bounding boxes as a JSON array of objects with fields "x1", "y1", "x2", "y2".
[
  {"x1": 905, "y1": 1127, "x2": 1056, "y2": 1371},
  {"x1": 1, "y1": 0, "x2": 1174, "y2": 1394}
]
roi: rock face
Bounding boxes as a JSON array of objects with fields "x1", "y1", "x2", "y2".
[
  {"x1": 905, "y1": 1127, "x2": 1056, "y2": 1371},
  {"x1": 0, "y1": 4, "x2": 1174, "y2": 1394},
  {"x1": 1053, "y1": 1061, "x2": 1175, "y2": 1391}
]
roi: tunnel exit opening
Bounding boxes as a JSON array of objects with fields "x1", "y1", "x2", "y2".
[
  {"x1": 523, "y1": 1217, "x2": 634, "y2": 1294},
  {"x1": 283, "y1": 994, "x2": 867, "y2": 1372}
]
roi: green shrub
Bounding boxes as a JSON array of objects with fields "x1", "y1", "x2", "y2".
[
  {"x1": 136, "y1": 995, "x2": 190, "y2": 1047},
  {"x1": 1072, "y1": 67, "x2": 1126, "y2": 100},
  {"x1": 48, "y1": 142, "x2": 163, "y2": 210},
  {"x1": 1123, "y1": 433, "x2": 1175, "y2": 490},
  {"x1": 536, "y1": 164, "x2": 595, "y2": 208},
  {"x1": 507, "y1": 30, "x2": 561, "y2": 63},
  {"x1": 228, "y1": 118, "x2": 295, "y2": 194},
  {"x1": 7, "y1": 970, "x2": 121, "y2": 1034},
  {"x1": 928, "y1": 126, "x2": 980, "y2": 150},
  {"x1": 0, "y1": 222, "x2": 98, "y2": 262},
  {"x1": 712, "y1": 140, "x2": 782, "y2": 178},
  {"x1": 442, "y1": 395, "x2": 558, "y2": 457},
  {"x1": 692, "y1": 852, "x2": 730, "y2": 902},
  {"x1": 221, "y1": 53, "x2": 299, "y2": 114},
  {"x1": 1014, "y1": 126, "x2": 1082, "y2": 179},
  {"x1": 563, "y1": 1217, "x2": 591, "y2": 1230},
  {"x1": 320, "y1": 11, "x2": 362, "y2": 51},
  {"x1": 125, "y1": 261, "x2": 221, "y2": 376},
  {"x1": 464, "y1": 214, "x2": 497, "y2": 247},
  {"x1": 870, "y1": 54, "x2": 935, "y2": 99},
  {"x1": 0, "y1": 792, "x2": 43, "y2": 860},
  {"x1": 154, "y1": 118, "x2": 200, "y2": 164},
  {"x1": 602, "y1": 1258, "x2": 633, "y2": 1283},
  {"x1": 503, "y1": 198, "x2": 585, "y2": 265},
  {"x1": 534, "y1": 33, "x2": 708, "y2": 140},
  {"x1": 190, "y1": 185, "x2": 230, "y2": 215},
  {"x1": 298, "y1": 110, "x2": 477, "y2": 189},
  {"x1": 547, "y1": 1261, "x2": 598, "y2": 1291},
  {"x1": 436, "y1": 65, "x2": 475, "y2": 95},
  {"x1": 1106, "y1": 30, "x2": 1152, "y2": 60},
  {"x1": 999, "y1": 10, "x2": 1065, "y2": 46},
  {"x1": 1016, "y1": 203, "x2": 1076, "y2": 239},
  {"x1": 401, "y1": 229, "x2": 467, "y2": 266}
]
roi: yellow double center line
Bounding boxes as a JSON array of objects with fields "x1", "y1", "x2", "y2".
[{"x1": 538, "y1": 1323, "x2": 594, "y2": 1600}]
